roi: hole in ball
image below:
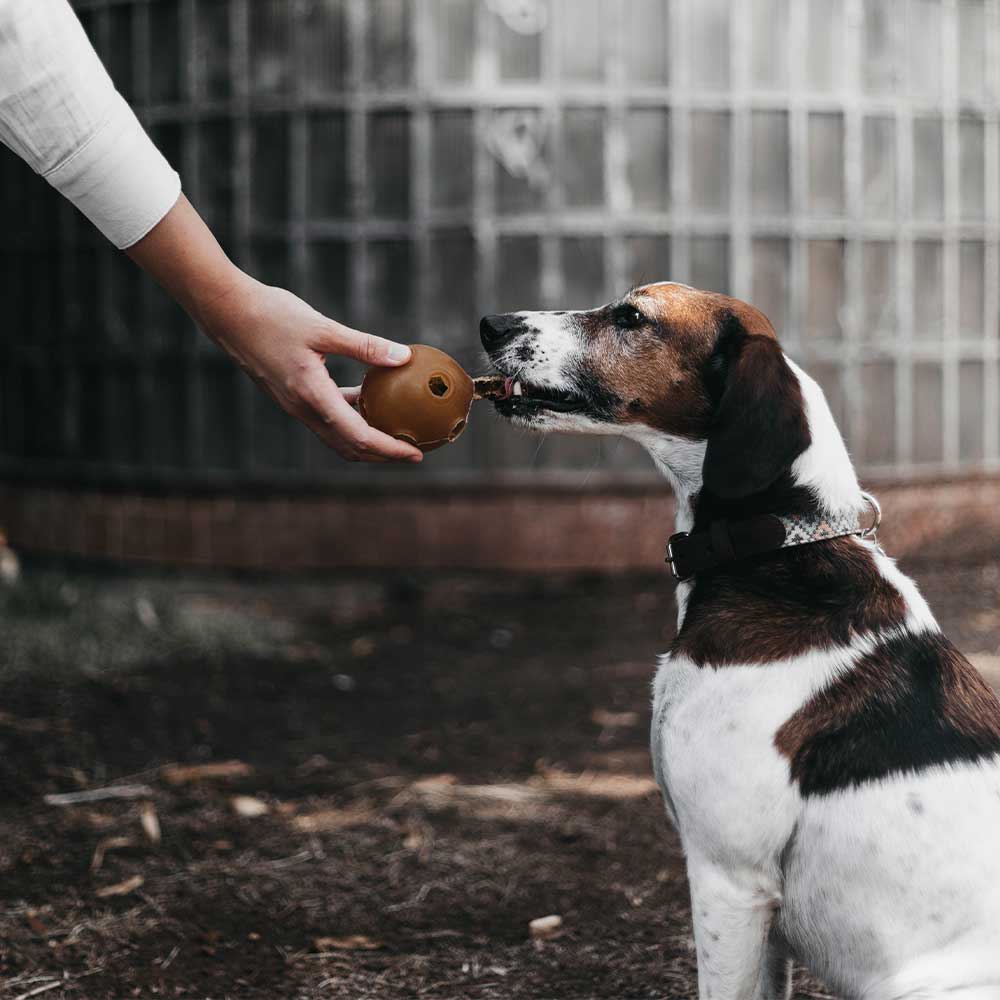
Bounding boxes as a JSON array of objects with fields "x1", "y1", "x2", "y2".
[{"x1": 428, "y1": 374, "x2": 450, "y2": 397}]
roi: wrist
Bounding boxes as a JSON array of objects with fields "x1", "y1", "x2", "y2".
[
  {"x1": 190, "y1": 267, "x2": 261, "y2": 344},
  {"x1": 126, "y1": 195, "x2": 256, "y2": 340}
]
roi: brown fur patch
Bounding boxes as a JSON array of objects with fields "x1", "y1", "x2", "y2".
[
  {"x1": 700, "y1": 329, "x2": 811, "y2": 498},
  {"x1": 774, "y1": 630, "x2": 1000, "y2": 796},
  {"x1": 673, "y1": 536, "x2": 909, "y2": 667},
  {"x1": 634, "y1": 285, "x2": 776, "y2": 343},
  {"x1": 576, "y1": 285, "x2": 770, "y2": 438}
]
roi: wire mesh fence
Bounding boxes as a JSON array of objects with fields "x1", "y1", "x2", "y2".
[{"x1": 2, "y1": 0, "x2": 999, "y2": 487}]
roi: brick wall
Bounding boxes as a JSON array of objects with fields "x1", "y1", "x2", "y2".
[{"x1": 2, "y1": 478, "x2": 1000, "y2": 572}]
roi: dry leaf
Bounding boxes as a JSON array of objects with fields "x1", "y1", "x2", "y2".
[
  {"x1": 590, "y1": 708, "x2": 640, "y2": 729},
  {"x1": 95, "y1": 874, "x2": 144, "y2": 897},
  {"x1": 90, "y1": 836, "x2": 135, "y2": 872},
  {"x1": 410, "y1": 774, "x2": 459, "y2": 791},
  {"x1": 529, "y1": 914, "x2": 563, "y2": 940},
  {"x1": 161, "y1": 760, "x2": 252, "y2": 785},
  {"x1": 313, "y1": 934, "x2": 382, "y2": 952},
  {"x1": 350, "y1": 636, "x2": 376, "y2": 658},
  {"x1": 537, "y1": 768, "x2": 657, "y2": 800},
  {"x1": 0, "y1": 711, "x2": 52, "y2": 734},
  {"x1": 403, "y1": 827, "x2": 426, "y2": 851},
  {"x1": 140, "y1": 801, "x2": 161, "y2": 844},
  {"x1": 291, "y1": 804, "x2": 372, "y2": 833},
  {"x1": 231, "y1": 795, "x2": 269, "y2": 818}
]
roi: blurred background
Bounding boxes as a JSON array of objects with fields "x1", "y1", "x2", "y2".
[
  {"x1": 6, "y1": 0, "x2": 1000, "y2": 571},
  {"x1": 4, "y1": 0, "x2": 999, "y2": 492},
  {"x1": 5, "y1": 4, "x2": 1000, "y2": 998}
]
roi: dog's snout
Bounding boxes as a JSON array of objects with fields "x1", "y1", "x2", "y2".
[{"x1": 480, "y1": 314, "x2": 523, "y2": 349}]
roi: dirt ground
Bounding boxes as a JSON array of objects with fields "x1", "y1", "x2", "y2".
[{"x1": 3, "y1": 558, "x2": 1000, "y2": 1000}]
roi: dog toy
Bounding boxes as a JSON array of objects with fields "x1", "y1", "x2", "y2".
[{"x1": 358, "y1": 345, "x2": 510, "y2": 452}]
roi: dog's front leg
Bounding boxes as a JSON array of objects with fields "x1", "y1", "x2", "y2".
[{"x1": 687, "y1": 858, "x2": 788, "y2": 1000}]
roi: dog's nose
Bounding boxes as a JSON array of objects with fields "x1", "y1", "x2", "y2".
[{"x1": 480, "y1": 314, "x2": 522, "y2": 349}]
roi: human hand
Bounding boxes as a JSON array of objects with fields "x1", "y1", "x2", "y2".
[
  {"x1": 197, "y1": 274, "x2": 423, "y2": 463},
  {"x1": 125, "y1": 195, "x2": 422, "y2": 463}
]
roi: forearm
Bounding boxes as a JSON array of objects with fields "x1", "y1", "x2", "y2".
[
  {"x1": 125, "y1": 195, "x2": 246, "y2": 332},
  {"x1": 125, "y1": 195, "x2": 421, "y2": 464},
  {"x1": 1, "y1": 0, "x2": 419, "y2": 463}
]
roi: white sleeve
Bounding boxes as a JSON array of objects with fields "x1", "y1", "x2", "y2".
[{"x1": 0, "y1": 0, "x2": 181, "y2": 249}]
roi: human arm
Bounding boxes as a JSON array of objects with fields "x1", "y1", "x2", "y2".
[
  {"x1": 126, "y1": 196, "x2": 422, "y2": 462},
  {"x1": 0, "y1": 0, "x2": 420, "y2": 462}
]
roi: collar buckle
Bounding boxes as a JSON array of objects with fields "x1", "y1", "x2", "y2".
[
  {"x1": 665, "y1": 531, "x2": 690, "y2": 580},
  {"x1": 859, "y1": 491, "x2": 882, "y2": 540}
]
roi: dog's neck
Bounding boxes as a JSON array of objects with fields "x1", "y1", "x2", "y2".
[{"x1": 635, "y1": 358, "x2": 864, "y2": 540}]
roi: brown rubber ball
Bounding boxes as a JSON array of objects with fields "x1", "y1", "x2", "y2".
[{"x1": 358, "y1": 345, "x2": 475, "y2": 452}]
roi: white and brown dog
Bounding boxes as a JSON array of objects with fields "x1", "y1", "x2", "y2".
[{"x1": 481, "y1": 283, "x2": 1000, "y2": 1000}]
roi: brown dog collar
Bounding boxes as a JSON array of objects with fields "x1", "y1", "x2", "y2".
[{"x1": 665, "y1": 493, "x2": 882, "y2": 581}]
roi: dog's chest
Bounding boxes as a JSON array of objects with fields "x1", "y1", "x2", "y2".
[{"x1": 651, "y1": 652, "x2": 833, "y2": 864}]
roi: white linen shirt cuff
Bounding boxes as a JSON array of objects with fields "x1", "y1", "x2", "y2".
[{"x1": 43, "y1": 90, "x2": 181, "y2": 250}]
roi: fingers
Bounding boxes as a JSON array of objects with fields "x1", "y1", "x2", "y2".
[
  {"x1": 313, "y1": 320, "x2": 411, "y2": 368},
  {"x1": 294, "y1": 365, "x2": 423, "y2": 463},
  {"x1": 340, "y1": 385, "x2": 361, "y2": 406}
]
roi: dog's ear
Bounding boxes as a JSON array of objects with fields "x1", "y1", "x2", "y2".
[{"x1": 701, "y1": 318, "x2": 810, "y2": 499}]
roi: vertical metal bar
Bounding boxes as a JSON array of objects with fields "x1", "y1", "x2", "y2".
[
  {"x1": 473, "y1": 0, "x2": 499, "y2": 472},
  {"x1": 95, "y1": 3, "x2": 117, "y2": 466},
  {"x1": 984, "y1": 0, "x2": 1000, "y2": 468},
  {"x1": 728, "y1": 0, "x2": 751, "y2": 302},
  {"x1": 347, "y1": 0, "x2": 370, "y2": 336},
  {"x1": 670, "y1": 0, "x2": 691, "y2": 283},
  {"x1": 412, "y1": 0, "x2": 433, "y2": 344},
  {"x1": 842, "y1": 0, "x2": 865, "y2": 460},
  {"x1": 895, "y1": 0, "x2": 915, "y2": 469},
  {"x1": 540, "y1": 0, "x2": 563, "y2": 308},
  {"x1": 605, "y1": 0, "x2": 629, "y2": 296},
  {"x1": 132, "y1": 0, "x2": 155, "y2": 472},
  {"x1": 232, "y1": 0, "x2": 254, "y2": 470},
  {"x1": 787, "y1": 0, "x2": 808, "y2": 351},
  {"x1": 181, "y1": 0, "x2": 203, "y2": 469},
  {"x1": 289, "y1": 0, "x2": 310, "y2": 469},
  {"x1": 941, "y1": 0, "x2": 960, "y2": 468}
]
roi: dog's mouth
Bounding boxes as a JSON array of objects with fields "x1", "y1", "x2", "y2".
[{"x1": 493, "y1": 377, "x2": 587, "y2": 415}]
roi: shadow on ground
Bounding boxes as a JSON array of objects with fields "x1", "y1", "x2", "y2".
[{"x1": 3, "y1": 560, "x2": 1000, "y2": 999}]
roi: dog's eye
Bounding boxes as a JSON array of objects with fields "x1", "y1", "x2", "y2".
[{"x1": 613, "y1": 305, "x2": 646, "y2": 330}]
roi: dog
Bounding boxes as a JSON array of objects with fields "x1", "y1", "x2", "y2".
[{"x1": 480, "y1": 283, "x2": 1000, "y2": 999}]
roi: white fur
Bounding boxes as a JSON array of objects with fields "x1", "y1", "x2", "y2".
[
  {"x1": 498, "y1": 312, "x2": 1000, "y2": 996},
  {"x1": 508, "y1": 310, "x2": 584, "y2": 388},
  {"x1": 646, "y1": 364, "x2": 1000, "y2": 997},
  {"x1": 786, "y1": 358, "x2": 864, "y2": 517}
]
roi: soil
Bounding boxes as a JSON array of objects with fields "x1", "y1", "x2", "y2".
[{"x1": 3, "y1": 559, "x2": 1000, "y2": 999}]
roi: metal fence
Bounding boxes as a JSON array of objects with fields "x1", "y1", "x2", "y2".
[{"x1": 2, "y1": 0, "x2": 999, "y2": 488}]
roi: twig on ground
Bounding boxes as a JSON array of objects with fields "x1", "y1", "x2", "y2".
[
  {"x1": 0, "y1": 711, "x2": 66, "y2": 734},
  {"x1": 13, "y1": 981, "x2": 62, "y2": 1000},
  {"x1": 94, "y1": 874, "x2": 144, "y2": 898},
  {"x1": 139, "y1": 800, "x2": 162, "y2": 844},
  {"x1": 44, "y1": 785, "x2": 154, "y2": 806},
  {"x1": 160, "y1": 760, "x2": 252, "y2": 785},
  {"x1": 90, "y1": 835, "x2": 135, "y2": 871}
]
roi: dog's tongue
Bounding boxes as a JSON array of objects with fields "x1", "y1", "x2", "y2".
[{"x1": 472, "y1": 375, "x2": 513, "y2": 401}]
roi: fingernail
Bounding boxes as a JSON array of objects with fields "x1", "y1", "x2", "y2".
[{"x1": 387, "y1": 344, "x2": 411, "y2": 364}]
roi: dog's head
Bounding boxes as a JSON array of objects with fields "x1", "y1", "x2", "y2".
[{"x1": 480, "y1": 282, "x2": 812, "y2": 499}]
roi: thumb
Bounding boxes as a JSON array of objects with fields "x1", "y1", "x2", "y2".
[{"x1": 315, "y1": 320, "x2": 411, "y2": 367}]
